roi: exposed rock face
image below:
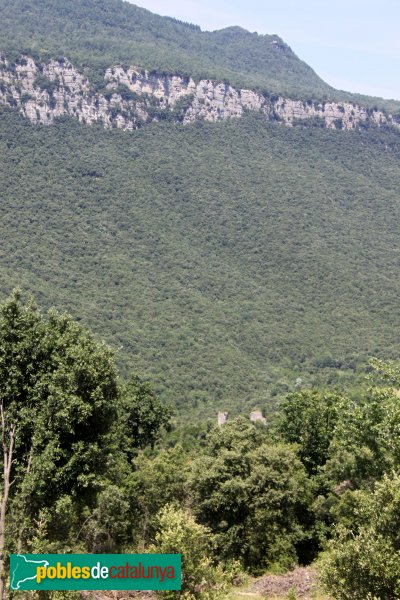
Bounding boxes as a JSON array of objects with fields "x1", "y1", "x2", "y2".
[
  {"x1": 0, "y1": 56, "x2": 144, "y2": 130},
  {"x1": 1, "y1": 54, "x2": 399, "y2": 132}
]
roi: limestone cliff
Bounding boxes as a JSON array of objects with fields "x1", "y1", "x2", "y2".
[{"x1": 0, "y1": 55, "x2": 399, "y2": 132}]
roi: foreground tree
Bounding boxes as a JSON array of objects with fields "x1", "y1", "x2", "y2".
[
  {"x1": 319, "y1": 474, "x2": 400, "y2": 600},
  {"x1": 128, "y1": 444, "x2": 188, "y2": 549},
  {"x1": 0, "y1": 291, "x2": 119, "y2": 596},
  {"x1": 323, "y1": 360, "x2": 400, "y2": 487},
  {"x1": 278, "y1": 390, "x2": 345, "y2": 476},
  {"x1": 119, "y1": 374, "x2": 172, "y2": 454},
  {"x1": 190, "y1": 418, "x2": 312, "y2": 571},
  {"x1": 152, "y1": 504, "x2": 233, "y2": 600}
]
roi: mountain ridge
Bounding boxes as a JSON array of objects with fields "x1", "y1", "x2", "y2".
[
  {"x1": 1, "y1": 0, "x2": 400, "y2": 418},
  {"x1": 1, "y1": 0, "x2": 399, "y2": 112},
  {"x1": 1, "y1": 54, "x2": 399, "y2": 133}
]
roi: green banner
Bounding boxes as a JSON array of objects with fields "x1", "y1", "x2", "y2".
[{"x1": 10, "y1": 554, "x2": 181, "y2": 591}]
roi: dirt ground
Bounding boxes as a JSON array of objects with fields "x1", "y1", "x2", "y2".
[
  {"x1": 251, "y1": 567, "x2": 319, "y2": 598},
  {"x1": 79, "y1": 567, "x2": 325, "y2": 600}
]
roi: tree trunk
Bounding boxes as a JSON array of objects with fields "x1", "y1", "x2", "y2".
[
  {"x1": 16, "y1": 446, "x2": 33, "y2": 555},
  {"x1": 0, "y1": 403, "x2": 15, "y2": 600}
]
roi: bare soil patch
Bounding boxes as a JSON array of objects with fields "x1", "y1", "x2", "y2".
[{"x1": 251, "y1": 567, "x2": 318, "y2": 598}]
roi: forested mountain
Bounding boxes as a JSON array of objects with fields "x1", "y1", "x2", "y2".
[
  {"x1": 0, "y1": 0, "x2": 334, "y2": 99},
  {"x1": 0, "y1": 0, "x2": 399, "y2": 419},
  {"x1": 1, "y1": 108, "x2": 400, "y2": 416}
]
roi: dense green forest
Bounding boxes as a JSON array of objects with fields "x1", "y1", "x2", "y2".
[
  {"x1": 1, "y1": 108, "x2": 400, "y2": 416},
  {"x1": 1, "y1": 293, "x2": 400, "y2": 599},
  {"x1": 1, "y1": 0, "x2": 400, "y2": 112}
]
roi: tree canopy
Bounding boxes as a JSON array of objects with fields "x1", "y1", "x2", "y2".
[
  {"x1": 1, "y1": 109, "x2": 400, "y2": 418},
  {"x1": 190, "y1": 418, "x2": 312, "y2": 571},
  {"x1": 0, "y1": 291, "x2": 171, "y2": 589}
]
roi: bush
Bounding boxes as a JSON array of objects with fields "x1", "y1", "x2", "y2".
[
  {"x1": 34, "y1": 74, "x2": 59, "y2": 95},
  {"x1": 152, "y1": 505, "x2": 233, "y2": 600},
  {"x1": 318, "y1": 474, "x2": 400, "y2": 599}
]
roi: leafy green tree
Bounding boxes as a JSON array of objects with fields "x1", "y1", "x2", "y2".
[
  {"x1": 81, "y1": 484, "x2": 131, "y2": 552},
  {"x1": 151, "y1": 504, "x2": 232, "y2": 600},
  {"x1": 319, "y1": 474, "x2": 400, "y2": 600},
  {"x1": 190, "y1": 418, "x2": 311, "y2": 571},
  {"x1": 323, "y1": 360, "x2": 400, "y2": 487},
  {"x1": 119, "y1": 375, "x2": 172, "y2": 453},
  {"x1": 0, "y1": 291, "x2": 119, "y2": 594},
  {"x1": 128, "y1": 445, "x2": 189, "y2": 548},
  {"x1": 278, "y1": 390, "x2": 344, "y2": 475}
]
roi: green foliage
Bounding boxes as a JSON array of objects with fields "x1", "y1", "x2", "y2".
[
  {"x1": 319, "y1": 474, "x2": 400, "y2": 599},
  {"x1": 171, "y1": 94, "x2": 195, "y2": 121},
  {"x1": 1, "y1": 110, "x2": 400, "y2": 417},
  {"x1": 151, "y1": 504, "x2": 233, "y2": 600},
  {"x1": 128, "y1": 445, "x2": 189, "y2": 548},
  {"x1": 1, "y1": 0, "x2": 398, "y2": 111},
  {"x1": 190, "y1": 418, "x2": 312, "y2": 571},
  {"x1": 0, "y1": 290, "x2": 119, "y2": 549},
  {"x1": 34, "y1": 74, "x2": 58, "y2": 95},
  {"x1": 81, "y1": 484, "x2": 131, "y2": 552},
  {"x1": 119, "y1": 374, "x2": 172, "y2": 453},
  {"x1": 368, "y1": 357, "x2": 400, "y2": 386},
  {"x1": 323, "y1": 362, "x2": 400, "y2": 486},
  {"x1": 278, "y1": 391, "x2": 345, "y2": 475},
  {"x1": 0, "y1": 0, "x2": 334, "y2": 101},
  {"x1": 0, "y1": 290, "x2": 172, "y2": 561},
  {"x1": 105, "y1": 85, "x2": 140, "y2": 103}
]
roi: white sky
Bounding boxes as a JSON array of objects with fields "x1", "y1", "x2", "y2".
[{"x1": 129, "y1": 0, "x2": 400, "y2": 100}]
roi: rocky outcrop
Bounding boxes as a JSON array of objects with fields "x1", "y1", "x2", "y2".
[
  {"x1": 1, "y1": 54, "x2": 399, "y2": 132},
  {"x1": 0, "y1": 56, "x2": 145, "y2": 130}
]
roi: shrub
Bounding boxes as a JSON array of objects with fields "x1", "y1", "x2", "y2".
[
  {"x1": 152, "y1": 505, "x2": 234, "y2": 600},
  {"x1": 319, "y1": 474, "x2": 400, "y2": 599}
]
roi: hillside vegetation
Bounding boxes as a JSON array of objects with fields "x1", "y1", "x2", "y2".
[
  {"x1": 1, "y1": 298, "x2": 399, "y2": 600},
  {"x1": 0, "y1": 0, "x2": 331, "y2": 98},
  {"x1": 1, "y1": 107, "x2": 400, "y2": 415}
]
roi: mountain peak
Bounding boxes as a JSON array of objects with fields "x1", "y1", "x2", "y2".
[{"x1": 212, "y1": 25, "x2": 250, "y2": 34}]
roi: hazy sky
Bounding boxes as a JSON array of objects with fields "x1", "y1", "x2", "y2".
[{"x1": 130, "y1": 0, "x2": 400, "y2": 101}]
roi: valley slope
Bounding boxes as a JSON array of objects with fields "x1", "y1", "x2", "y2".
[{"x1": 1, "y1": 108, "x2": 400, "y2": 417}]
